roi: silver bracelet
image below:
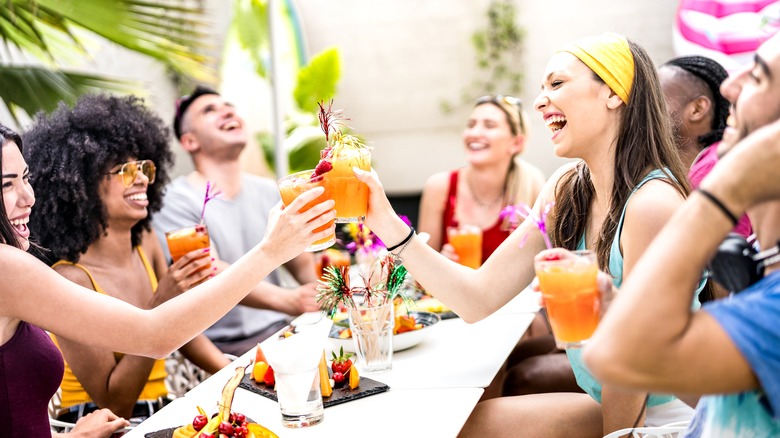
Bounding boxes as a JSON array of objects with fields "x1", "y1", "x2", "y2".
[{"x1": 390, "y1": 231, "x2": 415, "y2": 263}]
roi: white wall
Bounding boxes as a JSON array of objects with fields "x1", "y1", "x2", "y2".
[
  {"x1": 27, "y1": 0, "x2": 680, "y2": 195},
  {"x1": 296, "y1": 0, "x2": 680, "y2": 194}
]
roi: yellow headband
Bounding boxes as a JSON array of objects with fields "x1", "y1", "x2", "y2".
[{"x1": 558, "y1": 33, "x2": 635, "y2": 104}]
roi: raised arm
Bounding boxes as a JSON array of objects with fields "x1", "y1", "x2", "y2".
[
  {"x1": 1, "y1": 189, "x2": 335, "y2": 359},
  {"x1": 355, "y1": 167, "x2": 560, "y2": 322},
  {"x1": 584, "y1": 119, "x2": 780, "y2": 395}
]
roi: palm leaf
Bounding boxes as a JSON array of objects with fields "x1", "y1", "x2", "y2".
[
  {"x1": 231, "y1": 0, "x2": 270, "y2": 78},
  {"x1": 0, "y1": 64, "x2": 135, "y2": 124},
  {"x1": 1, "y1": 0, "x2": 214, "y2": 81}
]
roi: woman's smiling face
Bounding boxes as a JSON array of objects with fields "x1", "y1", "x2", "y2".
[
  {"x1": 2, "y1": 142, "x2": 35, "y2": 250},
  {"x1": 463, "y1": 103, "x2": 522, "y2": 165},
  {"x1": 534, "y1": 52, "x2": 618, "y2": 160}
]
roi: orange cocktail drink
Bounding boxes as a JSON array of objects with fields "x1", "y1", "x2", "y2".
[
  {"x1": 325, "y1": 147, "x2": 371, "y2": 223},
  {"x1": 447, "y1": 225, "x2": 483, "y2": 269},
  {"x1": 534, "y1": 250, "x2": 599, "y2": 349},
  {"x1": 165, "y1": 224, "x2": 212, "y2": 269},
  {"x1": 278, "y1": 170, "x2": 336, "y2": 252}
]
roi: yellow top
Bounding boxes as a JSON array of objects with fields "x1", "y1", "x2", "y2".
[
  {"x1": 558, "y1": 33, "x2": 635, "y2": 104},
  {"x1": 51, "y1": 246, "x2": 168, "y2": 408}
]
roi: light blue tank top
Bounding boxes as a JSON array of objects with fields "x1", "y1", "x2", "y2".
[{"x1": 566, "y1": 169, "x2": 703, "y2": 406}]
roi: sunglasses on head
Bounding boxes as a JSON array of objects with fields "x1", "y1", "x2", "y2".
[
  {"x1": 476, "y1": 94, "x2": 525, "y2": 134},
  {"x1": 107, "y1": 160, "x2": 156, "y2": 187}
]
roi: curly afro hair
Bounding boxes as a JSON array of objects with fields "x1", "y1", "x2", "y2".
[{"x1": 24, "y1": 93, "x2": 174, "y2": 264}]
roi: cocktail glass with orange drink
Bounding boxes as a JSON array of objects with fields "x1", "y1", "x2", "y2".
[
  {"x1": 278, "y1": 170, "x2": 336, "y2": 252},
  {"x1": 447, "y1": 224, "x2": 483, "y2": 269},
  {"x1": 324, "y1": 147, "x2": 371, "y2": 223},
  {"x1": 165, "y1": 224, "x2": 212, "y2": 269},
  {"x1": 534, "y1": 250, "x2": 600, "y2": 349}
]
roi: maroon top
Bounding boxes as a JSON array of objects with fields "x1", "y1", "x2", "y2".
[
  {"x1": 442, "y1": 170, "x2": 510, "y2": 263},
  {"x1": 0, "y1": 321, "x2": 64, "y2": 437}
]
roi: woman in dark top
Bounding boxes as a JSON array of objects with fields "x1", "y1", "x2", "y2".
[{"x1": 0, "y1": 121, "x2": 334, "y2": 436}]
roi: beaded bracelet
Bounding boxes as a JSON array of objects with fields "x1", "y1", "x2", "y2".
[
  {"x1": 697, "y1": 188, "x2": 739, "y2": 226},
  {"x1": 386, "y1": 226, "x2": 415, "y2": 252}
]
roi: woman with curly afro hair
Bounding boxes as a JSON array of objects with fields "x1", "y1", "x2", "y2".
[
  {"x1": 0, "y1": 118, "x2": 332, "y2": 436},
  {"x1": 24, "y1": 93, "x2": 234, "y2": 423}
]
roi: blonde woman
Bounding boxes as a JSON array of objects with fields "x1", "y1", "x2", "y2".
[{"x1": 418, "y1": 95, "x2": 545, "y2": 265}]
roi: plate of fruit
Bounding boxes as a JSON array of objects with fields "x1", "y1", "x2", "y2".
[
  {"x1": 145, "y1": 366, "x2": 278, "y2": 438},
  {"x1": 329, "y1": 310, "x2": 440, "y2": 352},
  {"x1": 239, "y1": 344, "x2": 389, "y2": 408}
]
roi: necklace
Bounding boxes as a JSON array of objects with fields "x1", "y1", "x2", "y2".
[{"x1": 466, "y1": 172, "x2": 505, "y2": 209}]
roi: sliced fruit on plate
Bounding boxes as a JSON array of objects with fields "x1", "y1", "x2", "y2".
[
  {"x1": 252, "y1": 361, "x2": 269, "y2": 382},
  {"x1": 413, "y1": 297, "x2": 450, "y2": 313},
  {"x1": 318, "y1": 351, "x2": 333, "y2": 397}
]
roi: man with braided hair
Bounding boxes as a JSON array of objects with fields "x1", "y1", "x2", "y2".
[{"x1": 659, "y1": 55, "x2": 752, "y2": 238}]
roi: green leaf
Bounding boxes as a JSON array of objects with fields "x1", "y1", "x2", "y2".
[
  {"x1": 232, "y1": 0, "x2": 270, "y2": 78},
  {"x1": 2, "y1": 0, "x2": 214, "y2": 82},
  {"x1": 0, "y1": 64, "x2": 135, "y2": 123},
  {"x1": 293, "y1": 47, "x2": 341, "y2": 112}
]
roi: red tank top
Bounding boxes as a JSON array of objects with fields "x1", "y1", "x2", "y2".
[{"x1": 442, "y1": 170, "x2": 511, "y2": 263}]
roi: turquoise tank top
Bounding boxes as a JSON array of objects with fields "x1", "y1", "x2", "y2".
[{"x1": 566, "y1": 169, "x2": 703, "y2": 406}]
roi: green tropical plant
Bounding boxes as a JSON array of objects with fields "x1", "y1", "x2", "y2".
[
  {"x1": 0, "y1": 0, "x2": 212, "y2": 123},
  {"x1": 441, "y1": 0, "x2": 525, "y2": 113},
  {"x1": 260, "y1": 47, "x2": 343, "y2": 173}
]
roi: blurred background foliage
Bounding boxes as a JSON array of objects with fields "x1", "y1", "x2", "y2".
[
  {"x1": 225, "y1": 0, "x2": 345, "y2": 174},
  {"x1": 0, "y1": 0, "x2": 214, "y2": 124}
]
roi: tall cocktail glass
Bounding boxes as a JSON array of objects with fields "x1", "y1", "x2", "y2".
[
  {"x1": 262, "y1": 317, "x2": 332, "y2": 428},
  {"x1": 534, "y1": 250, "x2": 600, "y2": 349},
  {"x1": 278, "y1": 170, "x2": 336, "y2": 252},
  {"x1": 325, "y1": 148, "x2": 371, "y2": 223},
  {"x1": 447, "y1": 224, "x2": 483, "y2": 269},
  {"x1": 348, "y1": 298, "x2": 393, "y2": 372},
  {"x1": 165, "y1": 224, "x2": 211, "y2": 270}
]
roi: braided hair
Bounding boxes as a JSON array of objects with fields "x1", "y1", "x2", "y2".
[{"x1": 662, "y1": 55, "x2": 729, "y2": 147}]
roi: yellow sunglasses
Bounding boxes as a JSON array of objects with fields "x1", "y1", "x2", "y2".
[{"x1": 107, "y1": 160, "x2": 156, "y2": 187}]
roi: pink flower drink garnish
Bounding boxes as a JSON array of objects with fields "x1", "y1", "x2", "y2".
[
  {"x1": 499, "y1": 201, "x2": 555, "y2": 249},
  {"x1": 200, "y1": 181, "x2": 223, "y2": 223}
]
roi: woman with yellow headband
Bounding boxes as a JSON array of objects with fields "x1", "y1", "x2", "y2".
[
  {"x1": 354, "y1": 32, "x2": 705, "y2": 436},
  {"x1": 418, "y1": 95, "x2": 545, "y2": 265}
]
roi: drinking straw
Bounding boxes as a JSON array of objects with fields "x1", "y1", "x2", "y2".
[
  {"x1": 499, "y1": 201, "x2": 555, "y2": 249},
  {"x1": 200, "y1": 181, "x2": 223, "y2": 223}
]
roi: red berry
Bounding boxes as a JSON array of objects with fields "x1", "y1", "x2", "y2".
[
  {"x1": 331, "y1": 347, "x2": 353, "y2": 374},
  {"x1": 201, "y1": 433, "x2": 216, "y2": 438},
  {"x1": 228, "y1": 413, "x2": 235, "y2": 423},
  {"x1": 542, "y1": 252, "x2": 562, "y2": 261},
  {"x1": 233, "y1": 413, "x2": 246, "y2": 424},
  {"x1": 192, "y1": 414, "x2": 208, "y2": 431},
  {"x1": 313, "y1": 159, "x2": 333, "y2": 176},
  {"x1": 217, "y1": 421, "x2": 234, "y2": 436},
  {"x1": 263, "y1": 365, "x2": 275, "y2": 386},
  {"x1": 332, "y1": 371, "x2": 345, "y2": 384},
  {"x1": 234, "y1": 426, "x2": 248, "y2": 437}
]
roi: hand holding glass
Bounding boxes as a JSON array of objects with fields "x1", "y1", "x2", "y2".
[
  {"x1": 325, "y1": 148, "x2": 371, "y2": 223},
  {"x1": 447, "y1": 225, "x2": 483, "y2": 269},
  {"x1": 165, "y1": 224, "x2": 211, "y2": 270},
  {"x1": 534, "y1": 250, "x2": 600, "y2": 349},
  {"x1": 278, "y1": 170, "x2": 336, "y2": 252}
]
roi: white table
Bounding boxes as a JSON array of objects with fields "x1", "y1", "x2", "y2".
[
  {"x1": 127, "y1": 386, "x2": 484, "y2": 438},
  {"x1": 359, "y1": 312, "x2": 535, "y2": 389},
  {"x1": 126, "y1": 294, "x2": 537, "y2": 438}
]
